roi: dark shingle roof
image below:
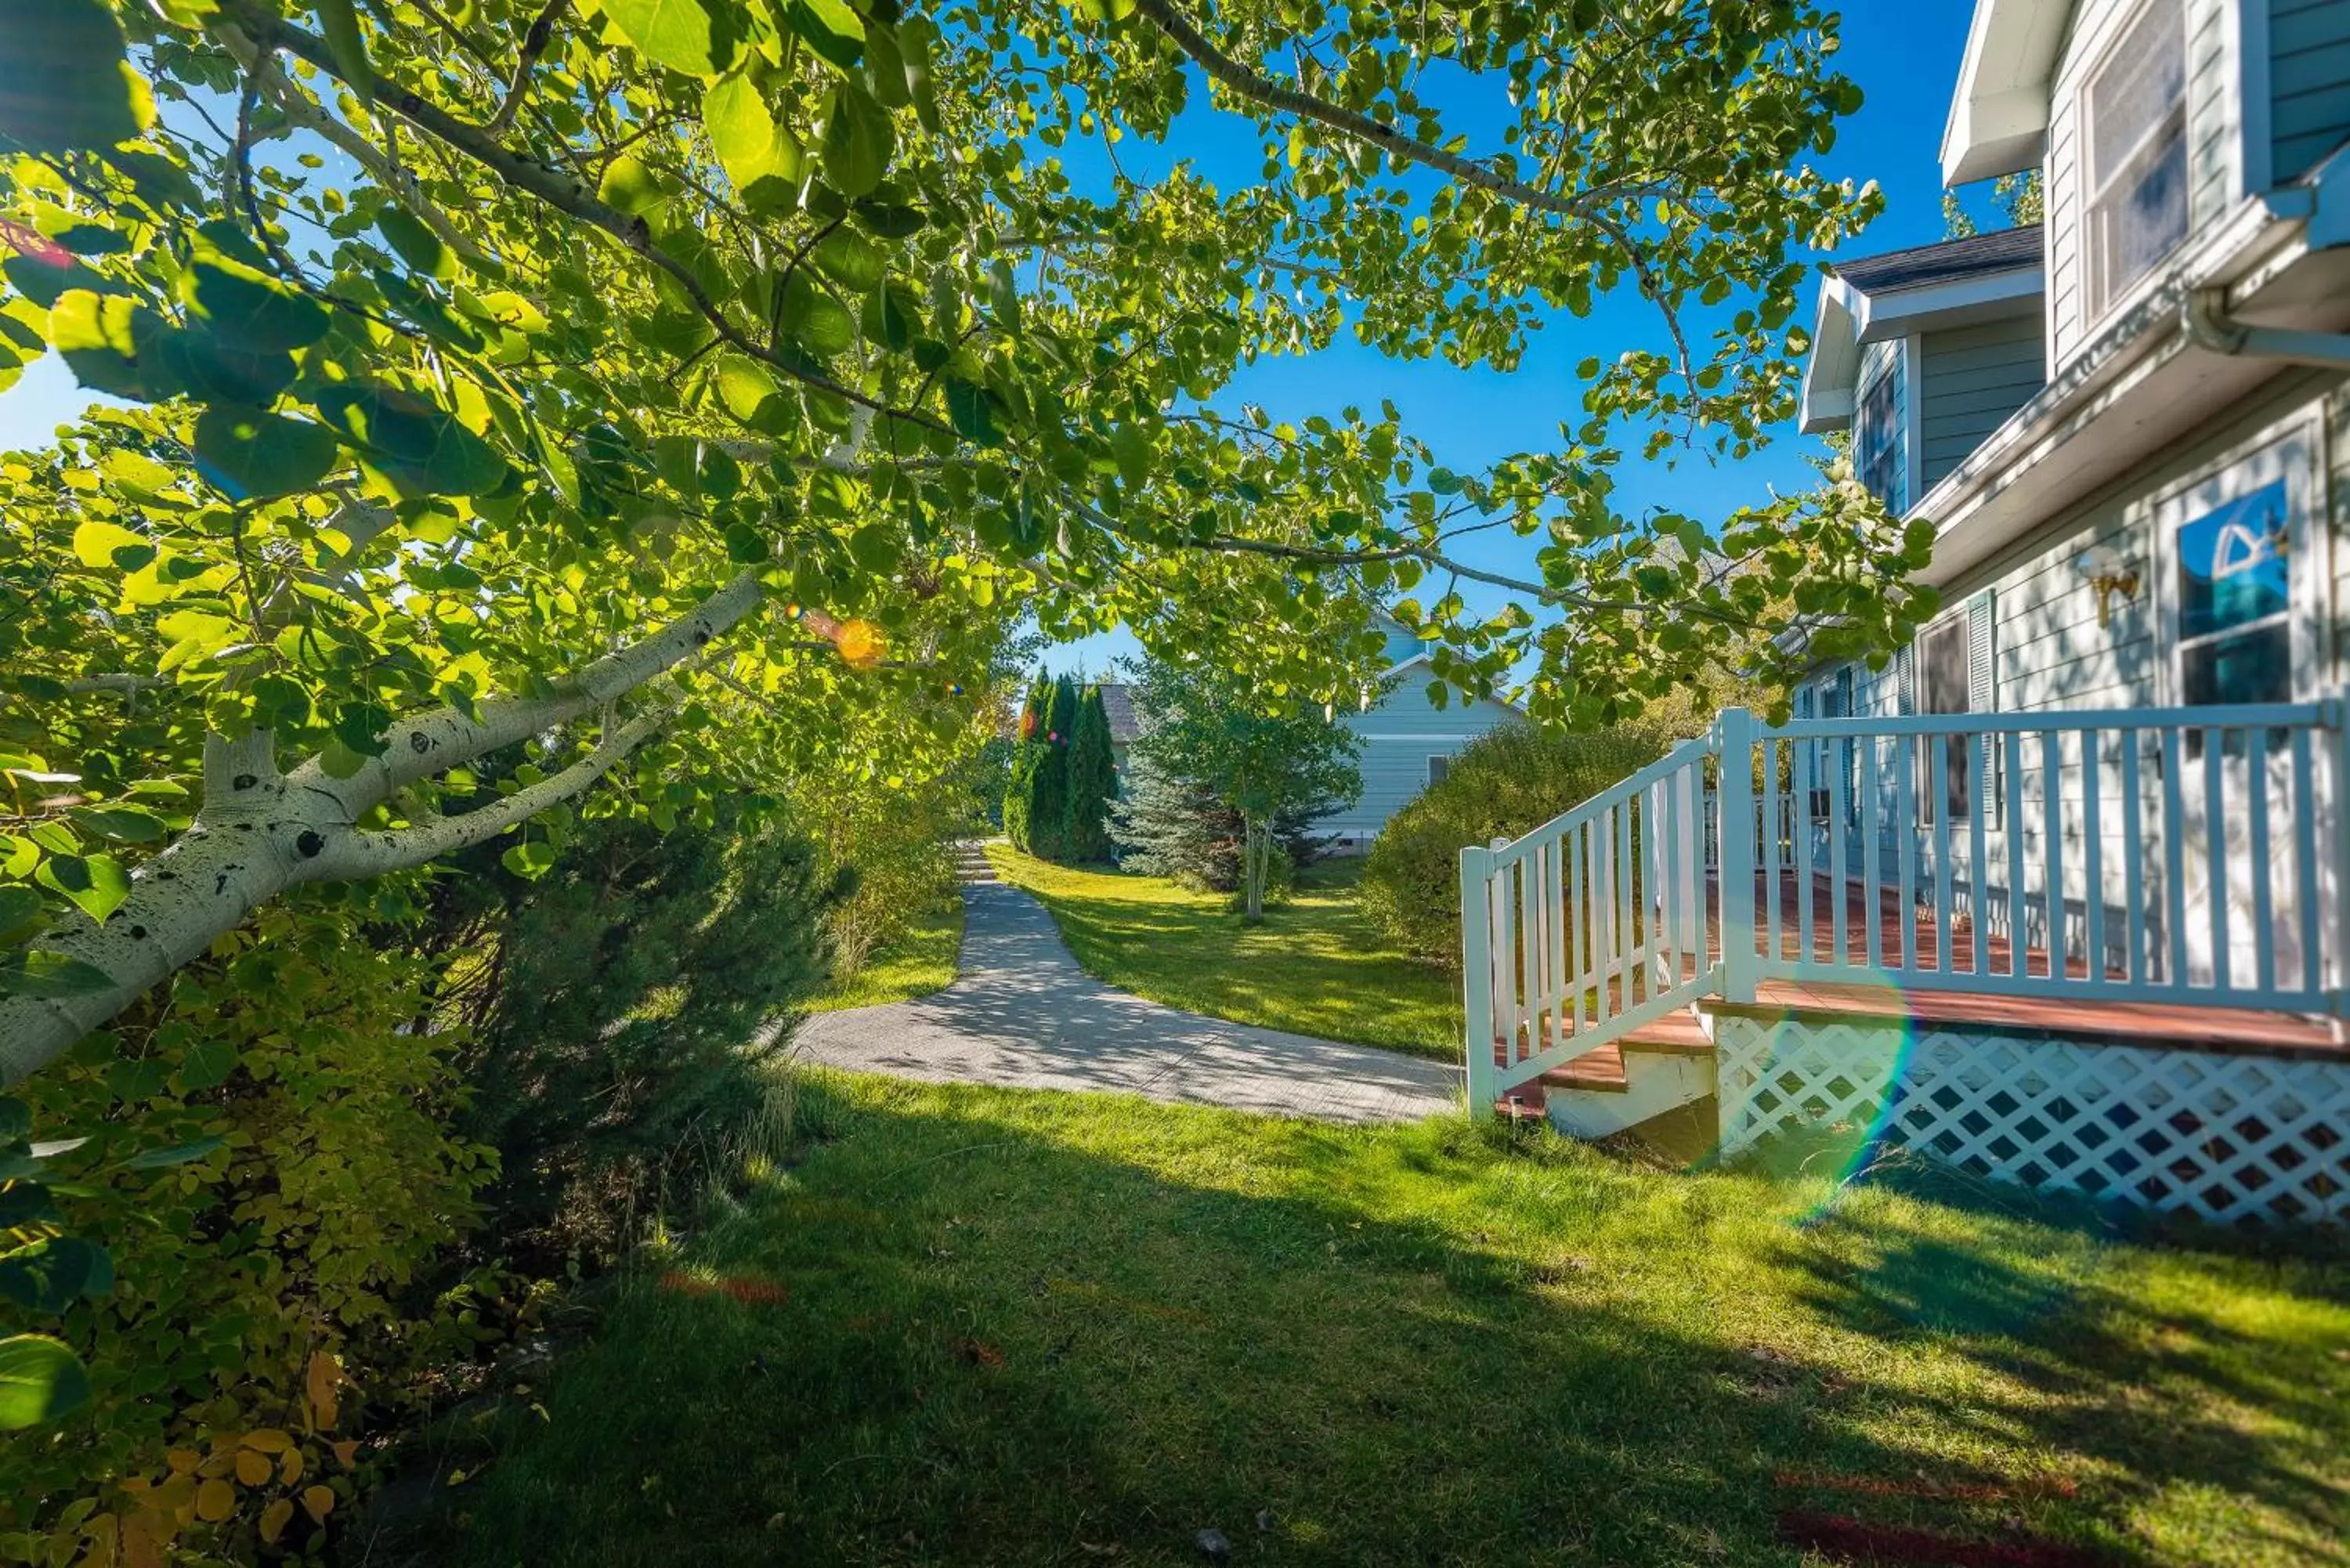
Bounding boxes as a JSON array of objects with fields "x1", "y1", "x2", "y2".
[
  {"x1": 1096, "y1": 682, "x2": 1139, "y2": 744},
  {"x1": 1828, "y1": 224, "x2": 2043, "y2": 295}
]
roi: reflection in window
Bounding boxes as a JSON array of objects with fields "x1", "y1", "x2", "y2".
[
  {"x1": 2085, "y1": 0, "x2": 2187, "y2": 316},
  {"x1": 1855, "y1": 350, "x2": 1908, "y2": 514},
  {"x1": 2175, "y1": 479, "x2": 2292, "y2": 753}
]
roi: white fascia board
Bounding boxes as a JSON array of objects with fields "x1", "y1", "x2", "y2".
[
  {"x1": 1797, "y1": 284, "x2": 1860, "y2": 433},
  {"x1": 1849, "y1": 266, "x2": 2046, "y2": 342},
  {"x1": 1940, "y1": 0, "x2": 2070, "y2": 186}
]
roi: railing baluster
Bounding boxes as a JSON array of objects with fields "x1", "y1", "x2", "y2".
[
  {"x1": 1761, "y1": 735, "x2": 1783, "y2": 966},
  {"x1": 1795, "y1": 736, "x2": 1816, "y2": 966},
  {"x1": 1489, "y1": 850, "x2": 1515, "y2": 1058},
  {"x1": 2005, "y1": 732, "x2": 2027, "y2": 980},
  {"x1": 1522, "y1": 839, "x2": 1546, "y2": 1055},
  {"x1": 1660, "y1": 774, "x2": 1680, "y2": 993},
  {"x1": 1617, "y1": 791, "x2": 1636, "y2": 1010},
  {"x1": 1969, "y1": 735, "x2": 1991, "y2": 976},
  {"x1": 2041, "y1": 729, "x2": 2063, "y2": 982},
  {"x1": 1547, "y1": 829, "x2": 1568, "y2": 1035},
  {"x1": 1896, "y1": 734, "x2": 1918, "y2": 976},
  {"x1": 2291, "y1": 727, "x2": 2318, "y2": 999},
  {"x1": 2162, "y1": 728, "x2": 2189, "y2": 987},
  {"x1": 1862, "y1": 733, "x2": 1882, "y2": 971},
  {"x1": 2249, "y1": 726, "x2": 2274, "y2": 995},
  {"x1": 2121, "y1": 728, "x2": 2145, "y2": 986},
  {"x1": 1568, "y1": 821, "x2": 1585, "y2": 1038},
  {"x1": 2082, "y1": 728, "x2": 2105, "y2": 985},
  {"x1": 1829, "y1": 736, "x2": 1849, "y2": 966},
  {"x1": 1593, "y1": 814, "x2": 1614, "y2": 1025},
  {"x1": 1932, "y1": 736, "x2": 1954, "y2": 975},
  {"x1": 2205, "y1": 732, "x2": 2231, "y2": 994}
]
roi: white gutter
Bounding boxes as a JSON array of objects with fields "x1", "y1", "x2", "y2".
[{"x1": 2183, "y1": 288, "x2": 2350, "y2": 367}]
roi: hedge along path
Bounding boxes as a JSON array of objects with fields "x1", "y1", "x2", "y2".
[{"x1": 794, "y1": 883, "x2": 1460, "y2": 1123}]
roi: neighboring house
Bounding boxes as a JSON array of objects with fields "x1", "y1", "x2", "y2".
[
  {"x1": 1320, "y1": 613, "x2": 1523, "y2": 851},
  {"x1": 1455, "y1": 0, "x2": 2350, "y2": 1228}
]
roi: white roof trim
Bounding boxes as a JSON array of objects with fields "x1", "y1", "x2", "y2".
[
  {"x1": 1798, "y1": 266, "x2": 2044, "y2": 433},
  {"x1": 1940, "y1": 0, "x2": 2070, "y2": 186}
]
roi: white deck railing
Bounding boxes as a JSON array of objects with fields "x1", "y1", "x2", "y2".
[{"x1": 1462, "y1": 699, "x2": 2349, "y2": 1111}]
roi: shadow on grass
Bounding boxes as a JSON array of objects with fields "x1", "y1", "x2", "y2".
[{"x1": 406, "y1": 1082, "x2": 2348, "y2": 1568}]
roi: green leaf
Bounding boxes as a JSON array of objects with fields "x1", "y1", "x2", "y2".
[
  {"x1": 0, "y1": 1335, "x2": 89, "y2": 1430},
  {"x1": 0, "y1": 887, "x2": 38, "y2": 945},
  {"x1": 330, "y1": 699, "x2": 393, "y2": 758},
  {"x1": 500, "y1": 841, "x2": 557, "y2": 878},
  {"x1": 944, "y1": 379, "x2": 998, "y2": 446},
  {"x1": 819, "y1": 83, "x2": 894, "y2": 200},
  {"x1": 0, "y1": 1182, "x2": 57, "y2": 1227},
  {"x1": 316, "y1": 385, "x2": 509, "y2": 497},
  {"x1": 723, "y1": 522, "x2": 769, "y2": 563},
  {"x1": 847, "y1": 524, "x2": 900, "y2": 571},
  {"x1": 175, "y1": 1038, "x2": 237, "y2": 1093},
  {"x1": 70, "y1": 520, "x2": 147, "y2": 570},
  {"x1": 186, "y1": 240, "x2": 331, "y2": 353},
  {"x1": 782, "y1": 0, "x2": 866, "y2": 71},
  {"x1": 117, "y1": 1136, "x2": 223, "y2": 1170},
  {"x1": 49, "y1": 291, "x2": 179, "y2": 403},
  {"x1": 0, "y1": 1238, "x2": 106, "y2": 1313},
  {"x1": 316, "y1": 0, "x2": 374, "y2": 101},
  {"x1": 602, "y1": 0, "x2": 739, "y2": 78},
  {"x1": 0, "y1": 1097, "x2": 27, "y2": 1142},
  {"x1": 376, "y1": 206, "x2": 454, "y2": 280},
  {"x1": 0, "y1": 952, "x2": 113, "y2": 1001},
  {"x1": 596, "y1": 154, "x2": 670, "y2": 220},
  {"x1": 810, "y1": 229, "x2": 883, "y2": 293},
  {"x1": 66, "y1": 807, "x2": 164, "y2": 845},
  {"x1": 193, "y1": 405, "x2": 341, "y2": 500},
  {"x1": 703, "y1": 72, "x2": 804, "y2": 209},
  {"x1": 0, "y1": 0, "x2": 154, "y2": 154},
  {"x1": 34, "y1": 855, "x2": 128, "y2": 926}
]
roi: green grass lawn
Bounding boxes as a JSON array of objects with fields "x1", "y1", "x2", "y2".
[
  {"x1": 423, "y1": 1073, "x2": 2348, "y2": 1567},
  {"x1": 985, "y1": 846, "x2": 1461, "y2": 1058},
  {"x1": 804, "y1": 899, "x2": 965, "y2": 1013}
]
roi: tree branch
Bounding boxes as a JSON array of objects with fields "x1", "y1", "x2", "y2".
[
  {"x1": 313, "y1": 703, "x2": 671, "y2": 877},
  {"x1": 216, "y1": 2, "x2": 947, "y2": 434},
  {"x1": 487, "y1": 0, "x2": 569, "y2": 136}
]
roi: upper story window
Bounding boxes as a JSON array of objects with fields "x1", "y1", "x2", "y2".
[
  {"x1": 2084, "y1": 0, "x2": 2187, "y2": 320},
  {"x1": 1854, "y1": 347, "x2": 1908, "y2": 514}
]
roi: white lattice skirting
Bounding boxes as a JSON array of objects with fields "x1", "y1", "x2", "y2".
[{"x1": 1713, "y1": 1015, "x2": 2350, "y2": 1226}]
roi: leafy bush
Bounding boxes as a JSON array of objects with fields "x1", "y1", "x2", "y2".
[
  {"x1": 1360, "y1": 721, "x2": 1672, "y2": 965},
  {"x1": 4, "y1": 902, "x2": 493, "y2": 1566}
]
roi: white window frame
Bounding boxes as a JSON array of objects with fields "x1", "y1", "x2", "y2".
[{"x1": 2079, "y1": 0, "x2": 2189, "y2": 327}]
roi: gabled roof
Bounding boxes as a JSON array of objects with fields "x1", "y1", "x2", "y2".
[
  {"x1": 1828, "y1": 224, "x2": 2044, "y2": 294},
  {"x1": 1798, "y1": 227, "x2": 2045, "y2": 435},
  {"x1": 1095, "y1": 682, "x2": 1139, "y2": 743}
]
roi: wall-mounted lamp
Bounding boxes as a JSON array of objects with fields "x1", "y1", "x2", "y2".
[{"x1": 2077, "y1": 544, "x2": 2142, "y2": 629}]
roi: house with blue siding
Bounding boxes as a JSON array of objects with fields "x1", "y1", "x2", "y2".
[
  {"x1": 1318, "y1": 614, "x2": 1523, "y2": 851},
  {"x1": 1454, "y1": 0, "x2": 2350, "y2": 1228}
]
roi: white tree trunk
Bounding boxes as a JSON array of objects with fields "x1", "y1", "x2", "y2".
[{"x1": 0, "y1": 572, "x2": 767, "y2": 1087}]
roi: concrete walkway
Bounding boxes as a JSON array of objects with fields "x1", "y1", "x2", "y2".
[{"x1": 793, "y1": 883, "x2": 1462, "y2": 1123}]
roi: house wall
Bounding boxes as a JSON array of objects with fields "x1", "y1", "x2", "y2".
[
  {"x1": 1321, "y1": 689, "x2": 1520, "y2": 846},
  {"x1": 1918, "y1": 316, "x2": 2049, "y2": 490},
  {"x1": 2046, "y1": 0, "x2": 2241, "y2": 370},
  {"x1": 2269, "y1": 0, "x2": 2350, "y2": 182}
]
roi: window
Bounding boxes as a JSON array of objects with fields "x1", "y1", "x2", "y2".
[
  {"x1": 1917, "y1": 613, "x2": 1974, "y2": 822},
  {"x1": 2084, "y1": 0, "x2": 2186, "y2": 319},
  {"x1": 1427, "y1": 755, "x2": 1450, "y2": 786},
  {"x1": 2175, "y1": 479, "x2": 2292, "y2": 749},
  {"x1": 1854, "y1": 348, "x2": 1908, "y2": 513}
]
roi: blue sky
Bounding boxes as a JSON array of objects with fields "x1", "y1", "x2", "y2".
[{"x1": 0, "y1": 2, "x2": 1989, "y2": 675}]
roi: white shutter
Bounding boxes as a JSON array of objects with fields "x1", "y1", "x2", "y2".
[{"x1": 1965, "y1": 591, "x2": 1997, "y2": 712}]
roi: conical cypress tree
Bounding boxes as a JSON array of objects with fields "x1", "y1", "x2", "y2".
[
  {"x1": 1063, "y1": 684, "x2": 1116, "y2": 863},
  {"x1": 1002, "y1": 672, "x2": 1050, "y2": 852},
  {"x1": 1028, "y1": 674, "x2": 1079, "y2": 861}
]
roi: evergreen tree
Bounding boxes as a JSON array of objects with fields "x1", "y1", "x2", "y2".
[
  {"x1": 1002, "y1": 673, "x2": 1050, "y2": 852},
  {"x1": 1063, "y1": 685, "x2": 1118, "y2": 863},
  {"x1": 1028, "y1": 674, "x2": 1079, "y2": 861},
  {"x1": 1112, "y1": 761, "x2": 1336, "y2": 894}
]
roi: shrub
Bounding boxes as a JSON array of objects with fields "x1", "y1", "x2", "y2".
[
  {"x1": 1360, "y1": 721, "x2": 1672, "y2": 965},
  {"x1": 1023, "y1": 674, "x2": 1079, "y2": 862},
  {"x1": 1112, "y1": 757, "x2": 1323, "y2": 903},
  {"x1": 457, "y1": 800, "x2": 839, "y2": 1263},
  {"x1": 1002, "y1": 675, "x2": 1050, "y2": 852}
]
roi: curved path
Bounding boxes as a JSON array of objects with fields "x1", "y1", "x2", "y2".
[{"x1": 794, "y1": 883, "x2": 1462, "y2": 1123}]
